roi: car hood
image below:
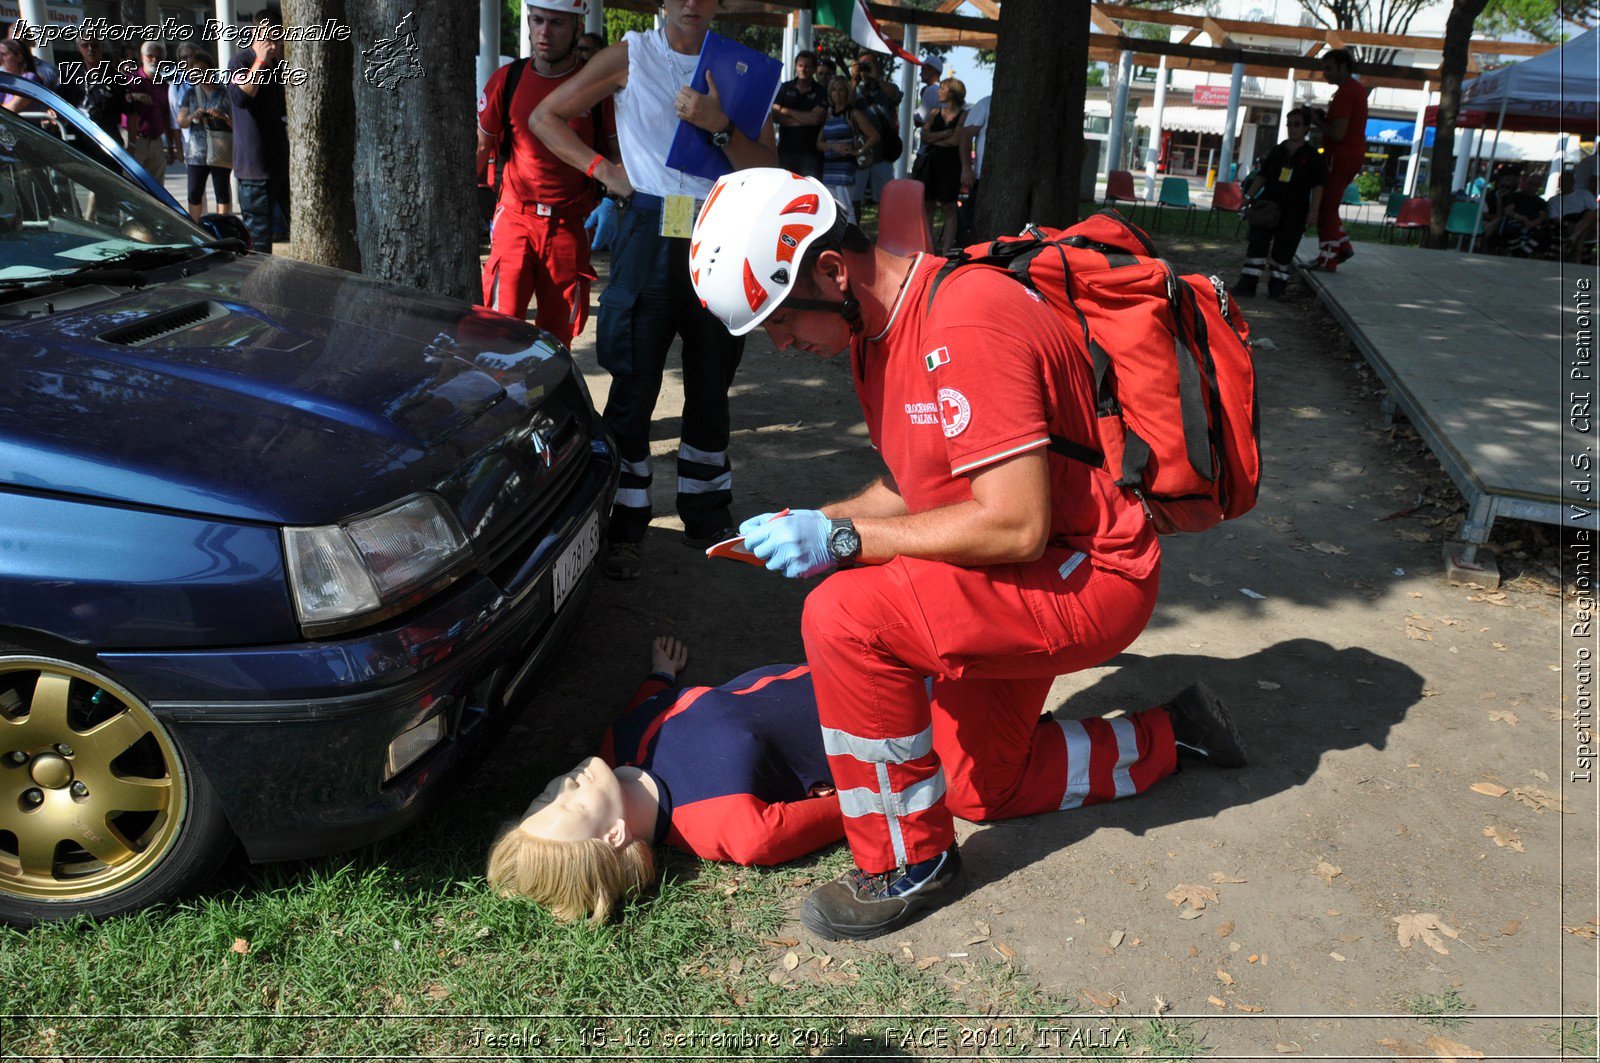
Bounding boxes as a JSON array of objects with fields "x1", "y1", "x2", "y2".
[{"x1": 1, "y1": 253, "x2": 582, "y2": 526}]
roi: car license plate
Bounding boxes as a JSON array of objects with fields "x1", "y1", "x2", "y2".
[{"x1": 552, "y1": 511, "x2": 600, "y2": 613}]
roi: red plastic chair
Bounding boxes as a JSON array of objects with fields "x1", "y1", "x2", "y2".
[
  {"x1": 1207, "y1": 180, "x2": 1243, "y2": 234},
  {"x1": 1389, "y1": 197, "x2": 1432, "y2": 244},
  {"x1": 1104, "y1": 169, "x2": 1142, "y2": 219},
  {"x1": 875, "y1": 178, "x2": 935, "y2": 257}
]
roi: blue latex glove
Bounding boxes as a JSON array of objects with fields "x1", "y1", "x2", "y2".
[
  {"x1": 585, "y1": 197, "x2": 618, "y2": 251},
  {"x1": 742, "y1": 509, "x2": 835, "y2": 580},
  {"x1": 738, "y1": 511, "x2": 781, "y2": 538}
]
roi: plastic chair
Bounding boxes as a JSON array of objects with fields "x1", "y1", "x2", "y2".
[
  {"x1": 1340, "y1": 181, "x2": 1365, "y2": 223},
  {"x1": 1206, "y1": 180, "x2": 1243, "y2": 235},
  {"x1": 1388, "y1": 197, "x2": 1432, "y2": 244},
  {"x1": 1153, "y1": 176, "x2": 1197, "y2": 233},
  {"x1": 1444, "y1": 199, "x2": 1485, "y2": 251},
  {"x1": 1104, "y1": 169, "x2": 1142, "y2": 220},
  {"x1": 1378, "y1": 190, "x2": 1406, "y2": 236},
  {"x1": 875, "y1": 178, "x2": 934, "y2": 257}
]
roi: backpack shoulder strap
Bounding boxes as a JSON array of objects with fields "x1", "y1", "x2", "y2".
[{"x1": 497, "y1": 57, "x2": 530, "y2": 176}]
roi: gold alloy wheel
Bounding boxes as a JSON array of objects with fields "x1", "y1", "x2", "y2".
[{"x1": 0, "y1": 657, "x2": 186, "y2": 901}]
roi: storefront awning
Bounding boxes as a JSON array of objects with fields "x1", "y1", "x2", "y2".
[
  {"x1": 1134, "y1": 105, "x2": 1247, "y2": 136},
  {"x1": 1367, "y1": 118, "x2": 1436, "y2": 147}
]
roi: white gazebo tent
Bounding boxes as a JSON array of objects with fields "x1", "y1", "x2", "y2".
[{"x1": 1457, "y1": 28, "x2": 1599, "y2": 249}]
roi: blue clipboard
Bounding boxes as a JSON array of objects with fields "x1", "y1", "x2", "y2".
[{"x1": 665, "y1": 32, "x2": 782, "y2": 183}]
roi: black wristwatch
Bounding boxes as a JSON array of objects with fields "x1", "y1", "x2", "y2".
[
  {"x1": 827, "y1": 518, "x2": 862, "y2": 567},
  {"x1": 710, "y1": 119, "x2": 735, "y2": 149}
]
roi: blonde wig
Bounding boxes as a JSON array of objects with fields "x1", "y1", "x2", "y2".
[{"x1": 486, "y1": 822, "x2": 657, "y2": 924}]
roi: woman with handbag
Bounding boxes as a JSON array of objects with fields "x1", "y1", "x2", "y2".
[
  {"x1": 817, "y1": 75, "x2": 877, "y2": 224},
  {"x1": 1235, "y1": 106, "x2": 1323, "y2": 300},
  {"x1": 176, "y1": 54, "x2": 234, "y2": 222},
  {"x1": 917, "y1": 77, "x2": 967, "y2": 254}
]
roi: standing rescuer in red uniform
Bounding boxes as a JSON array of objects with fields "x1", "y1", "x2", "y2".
[
  {"x1": 1310, "y1": 48, "x2": 1369, "y2": 273},
  {"x1": 687, "y1": 170, "x2": 1248, "y2": 940},
  {"x1": 477, "y1": 0, "x2": 613, "y2": 345}
]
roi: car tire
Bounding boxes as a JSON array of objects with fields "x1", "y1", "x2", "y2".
[{"x1": 0, "y1": 643, "x2": 234, "y2": 926}]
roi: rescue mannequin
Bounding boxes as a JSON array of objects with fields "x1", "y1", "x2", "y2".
[{"x1": 488, "y1": 636, "x2": 1244, "y2": 924}]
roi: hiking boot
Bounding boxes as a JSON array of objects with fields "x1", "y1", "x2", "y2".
[
  {"x1": 801, "y1": 845, "x2": 965, "y2": 941},
  {"x1": 1267, "y1": 278, "x2": 1288, "y2": 301},
  {"x1": 1164, "y1": 682, "x2": 1247, "y2": 768},
  {"x1": 1232, "y1": 274, "x2": 1258, "y2": 297},
  {"x1": 681, "y1": 526, "x2": 736, "y2": 550},
  {"x1": 1332, "y1": 244, "x2": 1355, "y2": 265},
  {"x1": 601, "y1": 541, "x2": 642, "y2": 581}
]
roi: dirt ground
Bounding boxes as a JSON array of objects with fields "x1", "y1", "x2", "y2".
[{"x1": 498, "y1": 232, "x2": 1594, "y2": 1059}]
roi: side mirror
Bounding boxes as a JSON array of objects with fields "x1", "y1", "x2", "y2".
[{"x1": 200, "y1": 213, "x2": 252, "y2": 252}]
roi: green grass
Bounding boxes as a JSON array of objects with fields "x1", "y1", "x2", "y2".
[
  {"x1": 1401, "y1": 989, "x2": 1474, "y2": 1031},
  {"x1": 1546, "y1": 1019, "x2": 1599, "y2": 1058},
  {"x1": 0, "y1": 813, "x2": 1093, "y2": 1058}
]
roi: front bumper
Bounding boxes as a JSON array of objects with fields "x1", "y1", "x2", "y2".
[{"x1": 99, "y1": 441, "x2": 619, "y2": 863}]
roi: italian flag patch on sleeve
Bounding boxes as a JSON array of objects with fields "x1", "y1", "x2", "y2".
[{"x1": 925, "y1": 347, "x2": 950, "y2": 371}]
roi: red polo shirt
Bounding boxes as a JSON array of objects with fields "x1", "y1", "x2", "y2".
[
  {"x1": 850, "y1": 254, "x2": 1158, "y2": 579},
  {"x1": 1325, "y1": 78, "x2": 1369, "y2": 171}
]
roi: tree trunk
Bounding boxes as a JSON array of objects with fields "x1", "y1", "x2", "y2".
[
  {"x1": 348, "y1": 0, "x2": 480, "y2": 300},
  {"x1": 283, "y1": 0, "x2": 361, "y2": 272},
  {"x1": 1424, "y1": 0, "x2": 1490, "y2": 247},
  {"x1": 974, "y1": 0, "x2": 1089, "y2": 239}
]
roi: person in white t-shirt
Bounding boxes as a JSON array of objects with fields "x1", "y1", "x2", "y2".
[
  {"x1": 532, "y1": 0, "x2": 777, "y2": 581},
  {"x1": 1566, "y1": 151, "x2": 1597, "y2": 259}
]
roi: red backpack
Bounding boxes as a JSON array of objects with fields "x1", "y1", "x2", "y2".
[{"x1": 927, "y1": 210, "x2": 1261, "y2": 535}]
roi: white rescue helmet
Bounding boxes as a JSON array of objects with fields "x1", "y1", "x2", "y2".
[
  {"x1": 689, "y1": 168, "x2": 840, "y2": 337},
  {"x1": 525, "y1": 0, "x2": 586, "y2": 13}
]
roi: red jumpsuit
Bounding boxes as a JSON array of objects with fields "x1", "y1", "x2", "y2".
[
  {"x1": 477, "y1": 61, "x2": 613, "y2": 346},
  {"x1": 1316, "y1": 77, "x2": 1369, "y2": 265},
  {"x1": 804, "y1": 255, "x2": 1170, "y2": 875},
  {"x1": 599, "y1": 661, "x2": 1178, "y2": 866}
]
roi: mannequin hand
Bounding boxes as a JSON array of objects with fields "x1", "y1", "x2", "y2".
[
  {"x1": 743, "y1": 509, "x2": 835, "y2": 579},
  {"x1": 586, "y1": 197, "x2": 617, "y2": 250}
]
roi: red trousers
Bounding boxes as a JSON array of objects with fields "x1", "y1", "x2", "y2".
[
  {"x1": 1317, "y1": 162, "x2": 1361, "y2": 254},
  {"x1": 801, "y1": 545, "x2": 1172, "y2": 874},
  {"x1": 482, "y1": 202, "x2": 594, "y2": 346}
]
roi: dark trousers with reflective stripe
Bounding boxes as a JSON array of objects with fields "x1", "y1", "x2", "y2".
[{"x1": 597, "y1": 197, "x2": 745, "y2": 543}]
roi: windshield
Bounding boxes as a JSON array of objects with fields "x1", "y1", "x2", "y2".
[{"x1": 0, "y1": 109, "x2": 208, "y2": 282}]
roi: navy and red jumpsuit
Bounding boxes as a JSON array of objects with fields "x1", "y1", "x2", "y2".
[{"x1": 597, "y1": 658, "x2": 1180, "y2": 866}]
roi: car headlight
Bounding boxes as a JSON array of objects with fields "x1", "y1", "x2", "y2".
[{"x1": 283, "y1": 494, "x2": 471, "y2": 634}]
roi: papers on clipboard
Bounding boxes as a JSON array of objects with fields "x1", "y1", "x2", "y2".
[
  {"x1": 665, "y1": 31, "x2": 782, "y2": 183},
  {"x1": 705, "y1": 509, "x2": 790, "y2": 565}
]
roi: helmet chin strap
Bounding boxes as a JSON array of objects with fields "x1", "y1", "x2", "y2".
[{"x1": 783, "y1": 294, "x2": 864, "y2": 333}]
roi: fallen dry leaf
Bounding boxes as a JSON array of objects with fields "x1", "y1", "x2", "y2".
[
  {"x1": 782, "y1": 951, "x2": 799, "y2": 971},
  {"x1": 1247, "y1": 954, "x2": 1259, "y2": 963},
  {"x1": 1376, "y1": 1037, "x2": 1429, "y2": 1062},
  {"x1": 1423, "y1": 1034, "x2": 1484, "y2": 1060},
  {"x1": 1167, "y1": 884, "x2": 1219, "y2": 911},
  {"x1": 1394, "y1": 912, "x2": 1459, "y2": 955},
  {"x1": 1082, "y1": 988, "x2": 1118, "y2": 1009},
  {"x1": 727, "y1": 958, "x2": 744, "y2": 977},
  {"x1": 1329, "y1": 951, "x2": 1346, "y2": 962},
  {"x1": 1211, "y1": 872, "x2": 1247, "y2": 884},
  {"x1": 1483, "y1": 825, "x2": 1524, "y2": 852},
  {"x1": 1339, "y1": 933, "x2": 1362, "y2": 942},
  {"x1": 1532, "y1": 769, "x2": 1550, "y2": 782},
  {"x1": 916, "y1": 956, "x2": 940, "y2": 970},
  {"x1": 1564, "y1": 923, "x2": 1598, "y2": 940},
  {"x1": 1216, "y1": 969, "x2": 1235, "y2": 985},
  {"x1": 1312, "y1": 541, "x2": 1348, "y2": 555},
  {"x1": 767, "y1": 969, "x2": 787, "y2": 985},
  {"x1": 1469, "y1": 782, "x2": 1509, "y2": 798},
  {"x1": 1315, "y1": 861, "x2": 1343, "y2": 885},
  {"x1": 1235, "y1": 1003, "x2": 1264, "y2": 1012},
  {"x1": 1488, "y1": 710, "x2": 1519, "y2": 726},
  {"x1": 1491, "y1": 642, "x2": 1507, "y2": 651},
  {"x1": 1256, "y1": 680, "x2": 1281, "y2": 690},
  {"x1": 229, "y1": 938, "x2": 250, "y2": 955},
  {"x1": 1499, "y1": 919, "x2": 1521, "y2": 936},
  {"x1": 1207, "y1": 995, "x2": 1228, "y2": 1008},
  {"x1": 425, "y1": 985, "x2": 449, "y2": 1000},
  {"x1": 1217, "y1": 921, "x2": 1235, "y2": 938},
  {"x1": 1512, "y1": 787, "x2": 1569, "y2": 814},
  {"x1": 1188, "y1": 945, "x2": 1199, "y2": 957},
  {"x1": 1109, "y1": 929, "x2": 1126, "y2": 948},
  {"x1": 764, "y1": 937, "x2": 799, "y2": 949},
  {"x1": 1092, "y1": 945, "x2": 1117, "y2": 956},
  {"x1": 995, "y1": 942, "x2": 1016, "y2": 960},
  {"x1": 1276, "y1": 1042, "x2": 1304, "y2": 1053},
  {"x1": 1180, "y1": 909, "x2": 1205, "y2": 920}
]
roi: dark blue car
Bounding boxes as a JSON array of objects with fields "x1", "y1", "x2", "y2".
[{"x1": 0, "y1": 76, "x2": 618, "y2": 924}]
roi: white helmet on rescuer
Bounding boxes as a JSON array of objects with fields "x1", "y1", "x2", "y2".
[
  {"x1": 689, "y1": 168, "x2": 842, "y2": 337},
  {"x1": 526, "y1": 0, "x2": 586, "y2": 13}
]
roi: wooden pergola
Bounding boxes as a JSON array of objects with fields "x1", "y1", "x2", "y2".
[{"x1": 604, "y1": 0, "x2": 1556, "y2": 91}]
